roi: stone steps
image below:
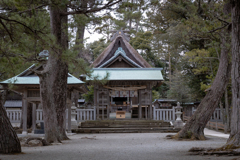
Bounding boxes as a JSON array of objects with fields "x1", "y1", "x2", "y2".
[
  {"x1": 72, "y1": 127, "x2": 179, "y2": 134},
  {"x1": 72, "y1": 120, "x2": 179, "y2": 133}
]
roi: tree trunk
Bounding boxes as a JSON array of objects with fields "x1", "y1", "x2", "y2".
[
  {"x1": 38, "y1": 4, "x2": 69, "y2": 143},
  {"x1": 224, "y1": 0, "x2": 240, "y2": 148},
  {"x1": 76, "y1": 19, "x2": 85, "y2": 57},
  {"x1": 224, "y1": 88, "x2": 230, "y2": 133},
  {"x1": 174, "y1": 33, "x2": 231, "y2": 140},
  {"x1": 0, "y1": 93, "x2": 21, "y2": 153}
]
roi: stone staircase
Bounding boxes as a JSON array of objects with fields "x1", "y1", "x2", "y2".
[{"x1": 72, "y1": 120, "x2": 180, "y2": 133}]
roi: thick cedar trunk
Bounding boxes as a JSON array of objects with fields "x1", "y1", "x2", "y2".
[
  {"x1": 174, "y1": 33, "x2": 230, "y2": 140},
  {"x1": 224, "y1": 0, "x2": 240, "y2": 148},
  {"x1": 224, "y1": 88, "x2": 230, "y2": 133},
  {"x1": 38, "y1": 4, "x2": 69, "y2": 143},
  {"x1": 0, "y1": 95, "x2": 21, "y2": 153}
]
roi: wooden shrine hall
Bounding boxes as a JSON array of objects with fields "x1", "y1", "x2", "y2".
[
  {"x1": 88, "y1": 30, "x2": 164, "y2": 120},
  {"x1": 0, "y1": 64, "x2": 88, "y2": 134}
]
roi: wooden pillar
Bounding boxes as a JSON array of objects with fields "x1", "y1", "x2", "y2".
[
  {"x1": 107, "y1": 90, "x2": 110, "y2": 119},
  {"x1": 145, "y1": 106, "x2": 147, "y2": 119},
  {"x1": 67, "y1": 98, "x2": 71, "y2": 133},
  {"x1": 138, "y1": 90, "x2": 142, "y2": 119},
  {"x1": 32, "y1": 102, "x2": 36, "y2": 133},
  {"x1": 94, "y1": 86, "x2": 99, "y2": 120},
  {"x1": 97, "y1": 90, "x2": 99, "y2": 120},
  {"x1": 22, "y1": 89, "x2": 28, "y2": 135},
  {"x1": 150, "y1": 94, "x2": 152, "y2": 119},
  {"x1": 149, "y1": 88, "x2": 153, "y2": 119}
]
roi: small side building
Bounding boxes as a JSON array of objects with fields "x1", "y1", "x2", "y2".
[{"x1": 0, "y1": 64, "x2": 88, "y2": 134}]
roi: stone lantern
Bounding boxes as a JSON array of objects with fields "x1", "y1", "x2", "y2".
[
  {"x1": 71, "y1": 103, "x2": 78, "y2": 129},
  {"x1": 174, "y1": 102, "x2": 184, "y2": 128}
]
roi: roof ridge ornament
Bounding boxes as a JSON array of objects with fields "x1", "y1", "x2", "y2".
[
  {"x1": 39, "y1": 50, "x2": 49, "y2": 58},
  {"x1": 114, "y1": 47, "x2": 126, "y2": 56},
  {"x1": 110, "y1": 29, "x2": 130, "y2": 42}
]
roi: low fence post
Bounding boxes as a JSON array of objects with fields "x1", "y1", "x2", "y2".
[
  {"x1": 216, "y1": 122, "x2": 218, "y2": 131},
  {"x1": 94, "y1": 106, "x2": 96, "y2": 120},
  {"x1": 172, "y1": 107, "x2": 175, "y2": 122}
]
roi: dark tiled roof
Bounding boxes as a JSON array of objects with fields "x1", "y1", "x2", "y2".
[
  {"x1": 78, "y1": 99, "x2": 85, "y2": 103},
  {"x1": 4, "y1": 100, "x2": 22, "y2": 108}
]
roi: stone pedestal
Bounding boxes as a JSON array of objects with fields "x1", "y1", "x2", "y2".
[
  {"x1": 174, "y1": 102, "x2": 184, "y2": 129},
  {"x1": 71, "y1": 103, "x2": 78, "y2": 129}
]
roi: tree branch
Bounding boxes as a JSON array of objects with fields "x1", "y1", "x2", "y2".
[
  {"x1": 0, "y1": 19, "x2": 13, "y2": 42},
  {"x1": 0, "y1": 15, "x2": 35, "y2": 33},
  {"x1": 17, "y1": 4, "x2": 48, "y2": 14},
  {"x1": 207, "y1": 23, "x2": 229, "y2": 33},
  {"x1": 62, "y1": 0, "x2": 121, "y2": 16}
]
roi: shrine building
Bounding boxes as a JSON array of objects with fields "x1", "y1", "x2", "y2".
[{"x1": 88, "y1": 30, "x2": 164, "y2": 120}]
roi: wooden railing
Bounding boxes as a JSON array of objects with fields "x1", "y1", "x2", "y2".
[
  {"x1": 7, "y1": 108, "x2": 96, "y2": 124},
  {"x1": 6, "y1": 109, "x2": 22, "y2": 123},
  {"x1": 184, "y1": 115, "x2": 225, "y2": 131},
  {"x1": 192, "y1": 107, "x2": 223, "y2": 122},
  {"x1": 206, "y1": 121, "x2": 225, "y2": 131},
  {"x1": 76, "y1": 108, "x2": 96, "y2": 122},
  {"x1": 183, "y1": 115, "x2": 190, "y2": 122},
  {"x1": 36, "y1": 109, "x2": 44, "y2": 123},
  {"x1": 153, "y1": 107, "x2": 175, "y2": 122}
]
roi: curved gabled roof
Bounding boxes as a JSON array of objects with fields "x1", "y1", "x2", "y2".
[
  {"x1": 0, "y1": 64, "x2": 85, "y2": 85},
  {"x1": 90, "y1": 34, "x2": 152, "y2": 68}
]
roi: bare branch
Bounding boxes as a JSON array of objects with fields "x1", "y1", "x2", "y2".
[
  {"x1": 207, "y1": 23, "x2": 229, "y2": 33},
  {"x1": 0, "y1": 15, "x2": 35, "y2": 33},
  {"x1": 0, "y1": 19, "x2": 13, "y2": 42},
  {"x1": 62, "y1": 0, "x2": 121, "y2": 16},
  {"x1": 17, "y1": 4, "x2": 48, "y2": 14}
]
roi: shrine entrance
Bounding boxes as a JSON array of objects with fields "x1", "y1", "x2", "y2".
[
  {"x1": 94, "y1": 83, "x2": 156, "y2": 120},
  {"x1": 109, "y1": 90, "x2": 137, "y2": 119}
]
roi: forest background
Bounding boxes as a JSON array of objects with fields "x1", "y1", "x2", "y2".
[
  {"x1": 0, "y1": 0, "x2": 230, "y2": 106},
  {"x1": 0, "y1": 0, "x2": 236, "y2": 153}
]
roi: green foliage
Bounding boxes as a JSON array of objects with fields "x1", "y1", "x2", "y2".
[
  {"x1": 83, "y1": 85, "x2": 94, "y2": 103},
  {"x1": 0, "y1": 0, "x2": 51, "y2": 81},
  {"x1": 86, "y1": 38, "x2": 110, "y2": 60},
  {"x1": 166, "y1": 70, "x2": 195, "y2": 104},
  {"x1": 152, "y1": 90, "x2": 160, "y2": 102}
]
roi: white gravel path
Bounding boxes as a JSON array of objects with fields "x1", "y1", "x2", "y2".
[{"x1": 1, "y1": 133, "x2": 239, "y2": 160}]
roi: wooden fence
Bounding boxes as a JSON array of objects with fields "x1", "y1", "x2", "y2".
[
  {"x1": 153, "y1": 107, "x2": 175, "y2": 122},
  {"x1": 206, "y1": 121, "x2": 225, "y2": 131},
  {"x1": 7, "y1": 108, "x2": 96, "y2": 124},
  {"x1": 184, "y1": 115, "x2": 225, "y2": 131},
  {"x1": 76, "y1": 108, "x2": 96, "y2": 122},
  {"x1": 6, "y1": 110, "x2": 22, "y2": 123},
  {"x1": 192, "y1": 107, "x2": 223, "y2": 122},
  {"x1": 36, "y1": 109, "x2": 44, "y2": 123}
]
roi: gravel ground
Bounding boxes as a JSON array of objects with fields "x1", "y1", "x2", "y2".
[{"x1": 1, "y1": 133, "x2": 239, "y2": 160}]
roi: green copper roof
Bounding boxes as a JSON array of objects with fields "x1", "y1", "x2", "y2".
[
  {"x1": 98, "y1": 47, "x2": 142, "y2": 68},
  {"x1": 87, "y1": 68, "x2": 164, "y2": 81},
  {"x1": 0, "y1": 74, "x2": 84, "y2": 85},
  {"x1": 0, "y1": 65, "x2": 84, "y2": 85}
]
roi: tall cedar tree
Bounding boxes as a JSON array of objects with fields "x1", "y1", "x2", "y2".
[
  {"x1": 224, "y1": 0, "x2": 240, "y2": 148},
  {"x1": 0, "y1": 0, "x2": 121, "y2": 144},
  {"x1": 174, "y1": 31, "x2": 231, "y2": 140},
  {"x1": 0, "y1": 92, "x2": 21, "y2": 153},
  {"x1": 35, "y1": 0, "x2": 121, "y2": 143}
]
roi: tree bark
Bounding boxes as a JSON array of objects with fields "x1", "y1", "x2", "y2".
[
  {"x1": 224, "y1": 0, "x2": 240, "y2": 148},
  {"x1": 38, "y1": 3, "x2": 69, "y2": 143},
  {"x1": 224, "y1": 88, "x2": 230, "y2": 133},
  {"x1": 0, "y1": 93, "x2": 21, "y2": 153},
  {"x1": 174, "y1": 32, "x2": 231, "y2": 140}
]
